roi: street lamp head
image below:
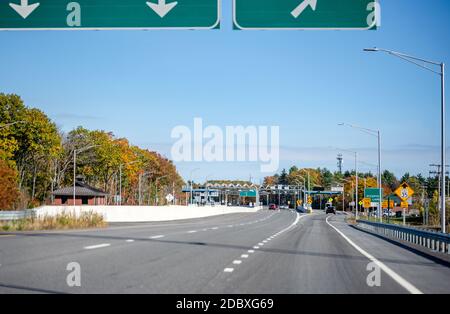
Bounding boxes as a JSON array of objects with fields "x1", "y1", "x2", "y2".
[{"x1": 364, "y1": 47, "x2": 379, "y2": 52}]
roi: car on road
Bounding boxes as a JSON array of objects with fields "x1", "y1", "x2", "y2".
[
  {"x1": 382, "y1": 210, "x2": 395, "y2": 218},
  {"x1": 279, "y1": 205, "x2": 289, "y2": 210},
  {"x1": 326, "y1": 206, "x2": 336, "y2": 215},
  {"x1": 269, "y1": 204, "x2": 278, "y2": 210}
]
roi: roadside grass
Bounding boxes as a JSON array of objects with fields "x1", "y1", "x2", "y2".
[{"x1": 0, "y1": 211, "x2": 107, "y2": 231}]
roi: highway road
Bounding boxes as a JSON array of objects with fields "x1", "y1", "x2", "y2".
[{"x1": 0, "y1": 210, "x2": 449, "y2": 294}]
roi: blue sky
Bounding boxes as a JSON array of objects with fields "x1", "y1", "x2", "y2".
[{"x1": 1, "y1": 0, "x2": 449, "y2": 183}]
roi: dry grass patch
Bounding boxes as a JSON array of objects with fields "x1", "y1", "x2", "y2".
[{"x1": 0, "y1": 211, "x2": 107, "y2": 231}]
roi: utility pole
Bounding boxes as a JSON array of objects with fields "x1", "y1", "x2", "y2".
[{"x1": 430, "y1": 164, "x2": 449, "y2": 221}]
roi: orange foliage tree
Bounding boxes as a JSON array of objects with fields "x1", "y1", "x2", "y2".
[{"x1": 0, "y1": 158, "x2": 20, "y2": 210}]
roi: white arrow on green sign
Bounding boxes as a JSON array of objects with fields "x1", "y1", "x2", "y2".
[
  {"x1": 233, "y1": 0, "x2": 380, "y2": 30},
  {"x1": 0, "y1": 0, "x2": 220, "y2": 30}
]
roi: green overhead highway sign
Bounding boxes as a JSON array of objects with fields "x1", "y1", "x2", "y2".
[
  {"x1": 0, "y1": 0, "x2": 220, "y2": 30},
  {"x1": 233, "y1": 0, "x2": 380, "y2": 30}
]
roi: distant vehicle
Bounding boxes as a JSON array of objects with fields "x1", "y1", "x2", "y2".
[
  {"x1": 279, "y1": 205, "x2": 289, "y2": 210},
  {"x1": 269, "y1": 204, "x2": 278, "y2": 210},
  {"x1": 382, "y1": 210, "x2": 395, "y2": 218},
  {"x1": 326, "y1": 206, "x2": 336, "y2": 215}
]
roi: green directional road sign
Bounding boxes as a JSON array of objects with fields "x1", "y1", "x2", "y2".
[
  {"x1": 364, "y1": 188, "x2": 382, "y2": 203},
  {"x1": 0, "y1": 0, "x2": 220, "y2": 30},
  {"x1": 239, "y1": 190, "x2": 257, "y2": 198},
  {"x1": 233, "y1": 0, "x2": 379, "y2": 30}
]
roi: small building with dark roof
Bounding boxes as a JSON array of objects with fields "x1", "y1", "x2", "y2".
[{"x1": 52, "y1": 181, "x2": 108, "y2": 206}]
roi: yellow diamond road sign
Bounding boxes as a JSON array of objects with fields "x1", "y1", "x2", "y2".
[{"x1": 395, "y1": 182, "x2": 415, "y2": 201}]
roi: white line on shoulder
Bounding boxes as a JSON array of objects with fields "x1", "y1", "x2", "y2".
[{"x1": 325, "y1": 216, "x2": 423, "y2": 295}]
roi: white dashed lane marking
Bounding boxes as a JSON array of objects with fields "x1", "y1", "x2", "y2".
[
  {"x1": 79, "y1": 212, "x2": 277, "y2": 253},
  {"x1": 84, "y1": 244, "x2": 111, "y2": 250},
  {"x1": 222, "y1": 212, "x2": 304, "y2": 276}
]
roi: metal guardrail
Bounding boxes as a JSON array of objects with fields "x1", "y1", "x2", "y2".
[
  {"x1": 0, "y1": 210, "x2": 35, "y2": 221},
  {"x1": 357, "y1": 220, "x2": 450, "y2": 255}
]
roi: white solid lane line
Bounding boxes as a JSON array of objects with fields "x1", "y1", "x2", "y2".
[
  {"x1": 84, "y1": 244, "x2": 111, "y2": 250},
  {"x1": 233, "y1": 260, "x2": 242, "y2": 265},
  {"x1": 188, "y1": 230, "x2": 197, "y2": 234},
  {"x1": 325, "y1": 216, "x2": 423, "y2": 295},
  {"x1": 224, "y1": 268, "x2": 234, "y2": 273},
  {"x1": 150, "y1": 235, "x2": 165, "y2": 239},
  {"x1": 241, "y1": 254, "x2": 249, "y2": 259},
  {"x1": 126, "y1": 239, "x2": 135, "y2": 243}
]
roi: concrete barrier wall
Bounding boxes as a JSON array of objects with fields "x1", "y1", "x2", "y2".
[{"x1": 33, "y1": 205, "x2": 261, "y2": 223}]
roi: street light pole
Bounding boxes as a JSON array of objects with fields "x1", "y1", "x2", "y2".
[
  {"x1": 189, "y1": 168, "x2": 200, "y2": 206},
  {"x1": 355, "y1": 151, "x2": 359, "y2": 220},
  {"x1": 441, "y1": 63, "x2": 446, "y2": 233},
  {"x1": 205, "y1": 174, "x2": 213, "y2": 205},
  {"x1": 119, "y1": 164, "x2": 122, "y2": 206},
  {"x1": 295, "y1": 176, "x2": 307, "y2": 207},
  {"x1": 73, "y1": 149, "x2": 76, "y2": 207},
  {"x1": 339, "y1": 123, "x2": 382, "y2": 222},
  {"x1": 377, "y1": 130, "x2": 382, "y2": 222},
  {"x1": 364, "y1": 47, "x2": 446, "y2": 233}
]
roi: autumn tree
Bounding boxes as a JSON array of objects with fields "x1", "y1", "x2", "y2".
[
  {"x1": 0, "y1": 158, "x2": 20, "y2": 210},
  {"x1": 1, "y1": 94, "x2": 61, "y2": 205}
]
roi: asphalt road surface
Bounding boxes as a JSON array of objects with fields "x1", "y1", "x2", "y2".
[{"x1": 0, "y1": 210, "x2": 449, "y2": 294}]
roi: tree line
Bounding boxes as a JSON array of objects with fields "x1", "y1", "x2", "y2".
[{"x1": 0, "y1": 93, "x2": 184, "y2": 210}]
